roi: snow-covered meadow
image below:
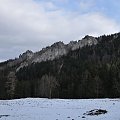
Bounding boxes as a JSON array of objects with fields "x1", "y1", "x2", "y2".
[{"x1": 0, "y1": 98, "x2": 120, "y2": 120}]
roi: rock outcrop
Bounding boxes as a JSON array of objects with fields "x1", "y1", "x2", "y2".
[
  {"x1": 32, "y1": 41, "x2": 68, "y2": 63},
  {"x1": 1, "y1": 32, "x2": 120, "y2": 99},
  {"x1": 1, "y1": 35, "x2": 98, "y2": 71}
]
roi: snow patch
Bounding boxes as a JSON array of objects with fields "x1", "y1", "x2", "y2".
[{"x1": 0, "y1": 98, "x2": 120, "y2": 120}]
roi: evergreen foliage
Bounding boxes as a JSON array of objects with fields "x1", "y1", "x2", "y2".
[{"x1": 0, "y1": 33, "x2": 120, "y2": 99}]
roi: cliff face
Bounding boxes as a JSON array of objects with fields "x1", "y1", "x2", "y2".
[
  {"x1": 70, "y1": 35, "x2": 97, "y2": 50},
  {"x1": 0, "y1": 35, "x2": 98, "y2": 99},
  {"x1": 32, "y1": 41, "x2": 68, "y2": 63},
  {"x1": 31, "y1": 36, "x2": 97, "y2": 63},
  {"x1": 1, "y1": 33, "x2": 120, "y2": 99},
  {"x1": 12, "y1": 36, "x2": 97, "y2": 71}
]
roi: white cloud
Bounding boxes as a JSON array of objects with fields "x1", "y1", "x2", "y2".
[
  {"x1": 0, "y1": 0, "x2": 119, "y2": 60},
  {"x1": 0, "y1": 59, "x2": 5, "y2": 62}
]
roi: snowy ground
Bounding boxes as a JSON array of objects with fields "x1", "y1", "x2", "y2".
[{"x1": 0, "y1": 98, "x2": 120, "y2": 120}]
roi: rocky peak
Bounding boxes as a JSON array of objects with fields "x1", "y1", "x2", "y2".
[
  {"x1": 67, "y1": 41, "x2": 77, "y2": 49},
  {"x1": 83, "y1": 35, "x2": 92, "y2": 39},
  {"x1": 32, "y1": 36, "x2": 98, "y2": 63},
  {"x1": 32, "y1": 41, "x2": 67, "y2": 63},
  {"x1": 82, "y1": 35, "x2": 98, "y2": 45},
  {"x1": 15, "y1": 50, "x2": 34, "y2": 71},
  {"x1": 19, "y1": 50, "x2": 34, "y2": 61},
  {"x1": 71, "y1": 35, "x2": 97, "y2": 50},
  {"x1": 51, "y1": 41, "x2": 65, "y2": 48},
  {"x1": 9, "y1": 35, "x2": 98, "y2": 71}
]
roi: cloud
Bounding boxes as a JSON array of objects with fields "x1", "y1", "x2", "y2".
[
  {"x1": 0, "y1": 59, "x2": 5, "y2": 62},
  {"x1": 0, "y1": 0, "x2": 119, "y2": 60}
]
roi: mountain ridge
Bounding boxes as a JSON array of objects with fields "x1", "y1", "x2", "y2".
[
  {"x1": 0, "y1": 35, "x2": 98, "y2": 71},
  {"x1": 0, "y1": 32, "x2": 120, "y2": 99}
]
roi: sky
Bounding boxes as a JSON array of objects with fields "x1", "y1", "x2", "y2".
[{"x1": 0, "y1": 0, "x2": 120, "y2": 61}]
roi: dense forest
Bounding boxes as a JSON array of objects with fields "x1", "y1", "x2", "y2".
[{"x1": 0, "y1": 33, "x2": 120, "y2": 99}]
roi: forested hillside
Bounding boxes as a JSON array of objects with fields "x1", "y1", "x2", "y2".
[{"x1": 0, "y1": 33, "x2": 120, "y2": 99}]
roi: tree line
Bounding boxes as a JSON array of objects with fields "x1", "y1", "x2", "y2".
[{"x1": 0, "y1": 33, "x2": 120, "y2": 99}]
